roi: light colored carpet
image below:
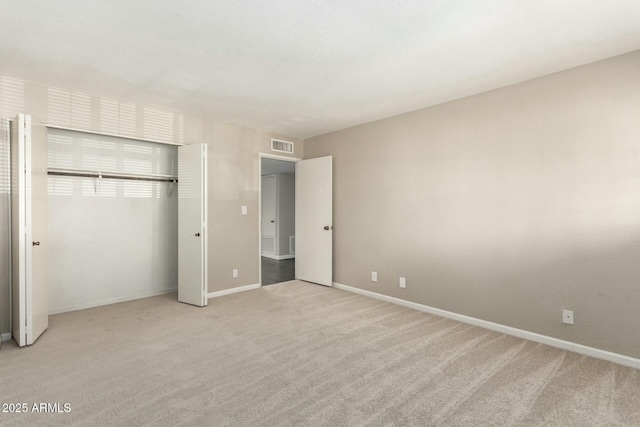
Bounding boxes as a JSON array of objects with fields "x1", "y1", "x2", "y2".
[{"x1": 0, "y1": 280, "x2": 639, "y2": 426}]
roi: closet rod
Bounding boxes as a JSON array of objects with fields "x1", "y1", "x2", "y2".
[{"x1": 48, "y1": 169, "x2": 178, "y2": 183}]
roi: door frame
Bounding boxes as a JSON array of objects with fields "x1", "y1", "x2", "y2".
[{"x1": 258, "y1": 153, "x2": 300, "y2": 286}]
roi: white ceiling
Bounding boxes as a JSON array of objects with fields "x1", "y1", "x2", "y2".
[{"x1": 1, "y1": 0, "x2": 639, "y2": 139}]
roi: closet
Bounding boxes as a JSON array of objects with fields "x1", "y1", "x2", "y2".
[
  {"x1": 10, "y1": 115, "x2": 208, "y2": 348},
  {"x1": 46, "y1": 126, "x2": 180, "y2": 313}
]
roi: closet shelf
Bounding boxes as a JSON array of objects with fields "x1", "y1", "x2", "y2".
[{"x1": 42, "y1": 123, "x2": 183, "y2": 146}]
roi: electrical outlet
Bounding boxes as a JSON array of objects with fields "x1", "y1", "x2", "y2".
[
  {"x1": 241, "y1": 206, "x2": 247, "y2": 215},
  {"x1": 371, "y1": 272, "x2": 377, "y2": 282},
  {"x1": 563, "y1": 309, "x2": 574, "y2": 325},
  {"x1": 233, "y1": 269, "x2": 238, "y2": 278},
  {"x1": 399, "y1": 277, "x2": 406, "y2": 288}
]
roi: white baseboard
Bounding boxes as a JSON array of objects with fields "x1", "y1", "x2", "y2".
[
  {"x1": 1, "y1": 332, "x2": 11, "y2": 342},
  {"x1": 208, "y1": 283, "x2": 260, "y2": 299},
  {"x1": 48, "y1": 288, "x2": 178, "y2": 315},
  {"x1": 333, "y1": 282, "x2": 640, "y2": 370},
  {"x1": 261, "y1": 254, "x2": 295, "y2": 260}
]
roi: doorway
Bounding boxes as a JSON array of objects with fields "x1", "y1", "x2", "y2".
[{"x1": 260, "y1": 156, "x2": 297, "y2": 286}]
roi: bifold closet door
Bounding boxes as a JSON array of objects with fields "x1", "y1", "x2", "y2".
[
  {"x1": 11, "y1": 114, "x2": 48, "y2": 346},
  {"x1": 295, "y1": 156, "x2": 333, "y2": 287},
  {"x1": 178, "y1": 144, "x2": 208, "y2": 307}
]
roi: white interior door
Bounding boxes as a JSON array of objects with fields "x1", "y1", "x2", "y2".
[
  {"x1": 11, "y1": 114, "x2": 48, "y2": 346},
  {"x1": 178, "y1": 144, "x2": 208, "y2": 307},
  {"x1": 295, "y1": 156, "x2": 332, "y2": 286},
  {"x1": 261, "y1": 174, "x2": 277, "y2": 236}
]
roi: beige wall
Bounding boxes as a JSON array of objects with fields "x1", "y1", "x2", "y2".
[
  {"x1": 202, "y1": 126, "x2": 301, "y2": 291},
  {"x1": 0, "y1": 77, "x2": 302, "y2": 336},
  {"x1": 305, "y1": 50, "x2": 640, "y2": 359}
]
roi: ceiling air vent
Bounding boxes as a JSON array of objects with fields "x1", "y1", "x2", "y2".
[{"x1": 271, "y1": 138, "x2": 294, "y2": 154}]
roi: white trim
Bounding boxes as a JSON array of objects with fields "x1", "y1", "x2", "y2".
[
  {"x1": 259, "y1": 152, "x2": 301, "y2": 163},
  {"x1": 208, "y1": 283, "x2": 260, "y2": 299},
  {"x1": 42, "y1": 123, "x2": 184, "y2": 146},
  {"x1": 333, "y1": 282, "x2": 640, "y2": 370},
  {"x1": 202, "y1": 144, "x2": 208, "y2": 306},
  {"x1": 261, "y1": 254, "x2": 295, "y2": 260},
  {"x1": 48, "y1": 288, "x2": 177, "y2": 315},
  {"x1": 1, "y1": 332, "x2": 11, "y2": 342},
  {"x1": 6, "y1": 119, "x2": 13, "y2": 340},
  {"x1": 25, "y1": 115, "x2": 33, "y2": 344},
  {"x1": 15, "y1": 114, "x2": 27, "y2": 347}
]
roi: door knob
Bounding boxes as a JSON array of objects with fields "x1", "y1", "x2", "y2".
[
  {"x1": 33, "y1": 241, "x2": 40, "y2": 246},
  {"x1": 270, "y1": 220, "x2": 275, "y2": 223},
  {"x1": 323, "y1": 226, "x2": 331, "y2": 230},
  {"x1": 195, "y1": 233, "x2": 200, "y2": 237}
]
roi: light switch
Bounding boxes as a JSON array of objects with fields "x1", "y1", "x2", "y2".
[{"x1": 241, "y1": 205, "x2": 247, "y2": 215}]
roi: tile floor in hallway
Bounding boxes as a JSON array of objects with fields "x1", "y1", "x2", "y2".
[{"x1": 261, "y1": 257, "x2": 295, "y2": 286}]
